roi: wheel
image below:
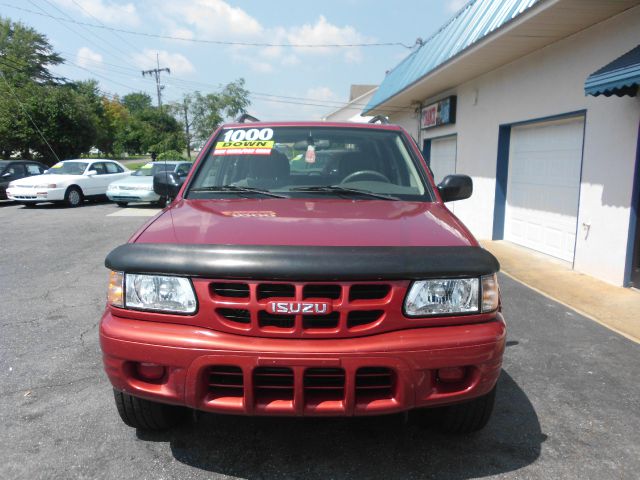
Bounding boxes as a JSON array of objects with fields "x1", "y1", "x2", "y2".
[
  {"x1": 411, "y1": 386, "x2": 496, "y2": 434},
  {"x1": 116, "y1": 202, "x2": 128, "y2": 208},
  {"x1": 64, "y1": 186, "x2": 83, "y2": 207},
  {"x1": 113, "y1": 389, "x2": 187, "y2": 431}
]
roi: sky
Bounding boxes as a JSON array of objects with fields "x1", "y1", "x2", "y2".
[{"x1": 1, "y1": 0, "x2": 465, "y2": 120}]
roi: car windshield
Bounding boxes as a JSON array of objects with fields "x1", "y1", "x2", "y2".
[
  {"x1": 45, "y1": 162, "x2": 88, "y2": 175},
  {"x1": 133, "y1": 163, "x2": 175, "y2": 177},
  {"x1": 187, "y1": 127, "x2": 431, "y2": 201}
]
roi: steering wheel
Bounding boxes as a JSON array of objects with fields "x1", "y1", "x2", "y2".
[{"x1": 341, "y1": 170, "x2": 390, "y2": 184}]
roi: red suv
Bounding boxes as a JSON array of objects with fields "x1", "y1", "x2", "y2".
[{"x1": 100, "y1": 121, "x2": 504, "y2": 433}]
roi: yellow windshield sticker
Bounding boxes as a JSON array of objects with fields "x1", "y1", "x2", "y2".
[
  {"x1": 51, "y1": 163, "x2": 62, "y2": 168},
  {"x1": 141, "y1": 163, "x2": 153, "y2": 169},
  {"x1": 214, "y1": 140, "x2": 274, "y2": 156}
]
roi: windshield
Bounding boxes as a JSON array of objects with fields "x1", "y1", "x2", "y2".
[
  {"x1": 45, "y1": 162, "x2": 88, "y2": 175},
  {"x1": 132, "y1": 163, "x2": 174, "y2": 177},
  {"x1": 187, "y1": 127, "x2": 431, "y2": 201}
]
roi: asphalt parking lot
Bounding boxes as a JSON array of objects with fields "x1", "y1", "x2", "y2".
[{"x1": 1, "y1": 200, "x2": 639, "y2": 480}]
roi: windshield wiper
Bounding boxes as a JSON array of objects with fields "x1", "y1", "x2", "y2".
[
  {"x1": 189, "y1": 185, "x2": 288, "y2": 198},
  {"x1": 290, "y1": 185, "x2": 399, "y2": 200}
]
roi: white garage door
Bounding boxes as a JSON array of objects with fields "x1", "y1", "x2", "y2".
[
  {"x1": 504, "y1": 117, "x2": 584, "y2": 262},
  {"x1": 430, "y1": 136, "x2": 457, "y2": 184}
]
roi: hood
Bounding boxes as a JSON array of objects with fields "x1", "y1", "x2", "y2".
[
  {"x1": 9, "y1": 174, "x2": 79, "y2": 186},
  {"x1": 109, "y1": 175, "x2": 151, "y2": 187},
  {"x1": 135, "y1": 198, "x2": 477, "y2": 247}
]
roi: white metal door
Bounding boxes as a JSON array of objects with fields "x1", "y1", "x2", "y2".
[
  {"x1": 504, "y1": 117, "x2": 584, "y2": 262},
  {"x1": 429, "y1": 136, "x2": 457, "y2": 184}
]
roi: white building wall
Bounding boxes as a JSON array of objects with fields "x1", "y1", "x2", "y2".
[
  {"x1": 388, "y1": 6, "x2": 640, "y2": 286},
  {"x1": 324, "y1": 89, "x2": 377, "y2": 123}
]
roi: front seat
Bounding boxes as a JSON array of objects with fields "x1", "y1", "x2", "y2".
[{"x1": 236, "y1": 150, "x2": 290, "y2": 188}]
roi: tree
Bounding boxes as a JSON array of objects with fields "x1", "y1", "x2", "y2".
[
  {"x1": 122, "y1": 92, "x2": 153, "y2": 115},
  {"x1": 169, "y1": 79, "x2": 250, "y2": 158},
  {"x1": 0, "y1": 17, "x2": 62, "y2": 86}
]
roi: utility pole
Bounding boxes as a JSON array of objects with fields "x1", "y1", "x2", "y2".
[{"x1": 142, "y1": 53, "x2": 170, "y2": 110}]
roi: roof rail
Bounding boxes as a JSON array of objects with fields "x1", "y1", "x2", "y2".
[
  {"x1": 235, "y1": 113, "x2": 260, "y2": 123},
  {"x1": 368, "y1": 115, "x2": 390, "y2": 124}
]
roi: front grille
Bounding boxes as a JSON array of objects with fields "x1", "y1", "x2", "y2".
[
  {"x1": 207, "y1": 280, "x2": 404, "y2": 338},
  {"x1": 304, "y1": 368, "x2": 345, "y2": 403},
  {"x1": 254, "y1": 367, "x2": 294, "y2": 402},
  {"x1": 203, "y1": 364, "x2": 398, "y2": 413},
  {"x1": 208, "y1": 365, "x2": 244, "y2": 398},
  {"x1": 355, "y1": 367, "x2": 395, "y2": 402},
  {"x1": 347, "y1": 310, "x2": 384, "y2": 328},
  {"x1": 303, "y1": 312, "x2": 340, "y2": 329},
  {"x1": 258, "y1": 311, "x2": 295, "y2": 329},
  {"x1": 350, "y1": 284, "x2": 391, "y2": 301},
  {"x1": 217, "y1": 308, "x2": 250, "y2": 324},
  {"x1": 303, "y1": 284, "x2": 341, "y2": 299},
  {"x1": 212, "y1": 282, "x2": 249, "y2": 298},
  {"x1": 257, "y1": 283, "x2": 295, "y2": 299}
]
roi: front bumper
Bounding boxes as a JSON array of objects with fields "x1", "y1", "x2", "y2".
[
  {"x1": 6, "y1": 187, "x2": 65, "y2": 202},
  {"x1": 101, "y1": 311, "x2": 505, "y2": 416},
  {"x1": 107, "y1": 189, "x2": 159, "y2": 203}
]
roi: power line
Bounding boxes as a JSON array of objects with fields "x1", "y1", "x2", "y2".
[
  {"x1": 0, "y1": 70, "x2": 61, "y2": 162},
  {"x1": 2, "y1": 3, "x2": 414, "y2": 49},
  {"x1": 69, "y1": 0, "x2": 141, "y2": 53},
  {"x1": 26, "y1": 0, "x2": 138, "y2": 70}
]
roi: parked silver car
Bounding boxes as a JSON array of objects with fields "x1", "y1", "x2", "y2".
[{"x1": 107, "y1": 161, "x2": 192, "y2": 207}]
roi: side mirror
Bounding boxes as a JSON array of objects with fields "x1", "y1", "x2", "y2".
[
  {"x1": 153, "y1": 171, "x2": 184, "y2": 198},
  {"x1": 1, "y1": 172, "x2": 12, "y2": 178},
  {"x1": 86, "y1": 170, "x2": 97, "y2": 176},
  {"x1": 437, "y1": 174, "x2": 473, "y2": 202}
]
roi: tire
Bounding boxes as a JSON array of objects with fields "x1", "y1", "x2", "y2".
[
  {"x1": 116, "y1": 202, "x2": 128, "y2": 208},
  {"x1": 113, "y1": 389, "x2": 187, "y2": 431},
  {"x1": 412, "y1": 386, "x2": 496, "y2": 434},
  {"x1": 155, "y1": 197, "x2": 167, "y2": 208},
  {"x1": 64, "y1": 186, "x2": 83, "y2": 208}
]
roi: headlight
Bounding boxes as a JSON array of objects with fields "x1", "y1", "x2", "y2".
[
  {"x1": 405, "y1": 278, "x2": 479, "y2": 316},
  {"x1": 404, "y1": 275, "x2": 499, "y2": 317},
  {"x1": 107, "y1": 271, "x2": 197, "y2": 313}
]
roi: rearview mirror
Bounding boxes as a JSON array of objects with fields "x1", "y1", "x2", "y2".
[
  {"x1": 153, "y1": 172, "x2": 184, "y2": 198},
  {"x1": 437, "y1": 174, "x2": 473, "y2": 202},
  {"x1": 86, "y1": 170, "x2": 97, "y2": 176}
]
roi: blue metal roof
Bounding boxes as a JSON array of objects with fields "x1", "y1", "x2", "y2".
[
  {"x1": 585, "y1": 45, "x2": 640, "y2": 97},
  {"x1": 364, "y1": 0, "x2": 540, "y2": 113}
]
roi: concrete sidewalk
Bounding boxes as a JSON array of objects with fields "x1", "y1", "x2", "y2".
[{"x1": 482, "y1": 240, "x2": 640, "y2": 343}]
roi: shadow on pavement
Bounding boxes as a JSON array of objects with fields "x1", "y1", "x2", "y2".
[{"x1": 137, "y1": 370, "x2": 544, "y2": 479}]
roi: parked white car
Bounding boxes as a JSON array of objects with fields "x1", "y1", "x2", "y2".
[
  {"x1": 6, "y1": 159, "x2": 130, "y2": 207},
  {"x1": 107, "y1": 161, "x2": 192, "y2": 207}
]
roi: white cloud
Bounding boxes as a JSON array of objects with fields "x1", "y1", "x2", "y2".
[
  {"x1": 159, "y1": 0, "x2": 263, "y2": 40},
  {"x1": 76, "y1": 47, "x2": 103, "y2": 67},
  {"x1": 446, "y1": 0, "x2": 469, "y2": 13},
  {"x1": 132, "y1": 49, "x2": 195, "y2": 76},
  {"x1": 158, "y1": 3, "x2": 371, "y2": 69},
  {"x1": 286, "y1": 16, "x2": 368, "y2": 63},
  {"x1": 52, "y1": 0, "x2": 140, "y2": 26}
]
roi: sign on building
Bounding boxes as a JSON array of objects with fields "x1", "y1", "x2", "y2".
[{"x1": 421, "y1": 96, "x2": 457, "y2": 130}]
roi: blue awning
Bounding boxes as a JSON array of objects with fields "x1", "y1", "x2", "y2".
[{"x1": 585, "y1": 45, "x2": 640, "y2": 97}]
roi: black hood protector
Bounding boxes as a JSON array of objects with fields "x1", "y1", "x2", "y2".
[{"x1": 105, "y1": 243, "x2": 499, "y2": 281}]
